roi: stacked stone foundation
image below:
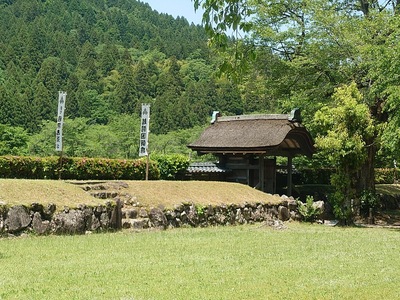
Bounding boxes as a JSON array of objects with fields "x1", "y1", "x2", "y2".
[{"x1": 0, "y1": 196, "x2": 300, "y2": 236}]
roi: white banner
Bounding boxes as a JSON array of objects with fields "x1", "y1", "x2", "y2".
[
  {"x1": 56, "y1": 91, "x2": 67, "y2": 152},
  {"x1": 55, "y1": 127, "x2": 63, "y2": 151},
  {"x1": 139, "y1": 103, "x2": 150, "y2": 157}
]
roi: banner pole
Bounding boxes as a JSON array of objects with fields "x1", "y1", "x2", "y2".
[
  {"x1": 58, "y1": 149, "x2": 63, "y2": 180},
  {"x1": 146, "y1": 153, "x2": 149, "y2": 181},
  {"x1": 56, "y1": 91, "x2": 67, "y2": 180},
  {"x1": 139, "y1": 103, "x2": 151, "y2": 180}
]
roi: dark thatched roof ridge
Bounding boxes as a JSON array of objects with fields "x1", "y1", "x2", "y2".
[{"x1": 188, "y1": 113, "x2": 315, "y2": 157}]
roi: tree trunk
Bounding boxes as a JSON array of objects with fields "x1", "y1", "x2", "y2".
[{"x1": 354, "y1": 140, "x2": 376, "y2": 216}]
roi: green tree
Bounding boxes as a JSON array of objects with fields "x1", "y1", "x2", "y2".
[
  {"x1": 107, "y1": 114, "x2": 141, "y2": 159},
  {"x1": 0, "y1": 124, "x2": 29, "y2": 155},
  {"x1": 77, "y1": 41, "x2": 99, "y2": 89},
  {"x1": 114, "y1": 50, "x2": 138, "y2": 114},
  {"x1": 156, "y1": 56, "x2": 184, "y2": 96},
  {"x1": 184, "y1": 79, "x2": 217, "y2": 125},
  {"x1": 313, "y1": 83, "x2": 376, "y2": 219},
  {"x1": 150, "y1": 126, "x2": 205, "y2": 155},
  {"x1": 215, "y1": 77, "x2": 243, "y2": 115},
  {"x1": 152, "y1": 56, "x2": 185, "y2": 134},
  {"x1": 133, "y1": 60, "x2": 157, "y2": 99},
  {"x1": 65, "y1": 73, "x2": 80, "y2": 119},
  {"x1": 33, "y1": 54, "x2": 69, "y2": 126},
  {"x1": 196, "y1": 0, "x2": 400, "y2": 217},
  {"x1": 0, "y1": 82, "x2": 15, "y2": 126},
  {"x1": 98, "y1": 43, "x2": 119, "y2": 76}
]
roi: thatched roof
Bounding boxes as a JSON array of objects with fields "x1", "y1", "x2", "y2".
[{"x1": 188, "y1": 113, "x2": 315, "y2": 157}]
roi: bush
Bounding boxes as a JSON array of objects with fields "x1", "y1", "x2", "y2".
[
  {"x1": 151, "y1": 154, "x2": 190, "y2": 180},
  {"x1": 295, "y1": 168, "x2": 399, "y2": 185},
  {"x1": 0, "y1": 156, "x2": 160, "y2": 180},
  {"x1": 297, "y1": 195, "x2": 321, "y2": 222},
  {"x1": 360, "y1": 190, "x2": 379, "y2": 216},
  {"x1": 298, "y1": 168, "x2": 333, "y2": 185},
  {"x1": 375, "y1": 168, "x2": 400, "y2": 184},
  {"x1": 0, "y1": 156, "x2": 57, "y2": 179}
]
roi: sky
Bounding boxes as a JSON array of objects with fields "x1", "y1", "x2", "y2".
[{"x1": 141, "y1": 0, "x2": 204, "y2": 25}]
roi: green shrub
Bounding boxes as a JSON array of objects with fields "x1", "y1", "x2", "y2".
[
  {"x1": 297, "y1": 195, "x2": 321, "y2": 222},
  {"x1": 151, "y1": 154, "x2": 190, "y2": 180},
  {"x1": 375, "y1": 168, "x2": 400, "y2": 184},
  {"x1": 0, "y1": 156, "x2": 160, "y2": 180},
  {"x1": 360, "y1": 190, "x2": 379, "y2": 216},
  {"x1": 0, "y1": 156, "x2": 50, "y2": 179},
  {"x1": 296, "y1": 168, "x2": 400, "y2": 185},
  {"x1": 298, "y1": 168, "x2": 333, "y2": 185}
]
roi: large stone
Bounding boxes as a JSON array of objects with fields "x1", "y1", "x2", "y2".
[
  {"x1": 52, "y1": 209, "x2": 86, "y2": 234},
  {"x1": 132, "y1": 218, "x2": 149, "y2": 229},
  {"x1": 139, "y1": 208, "x2": 148, "y2": 218},
  {"x1": 32, "y1": 212, "x2": 50, "y2": 235},
  {"x1": 242, "y1": 207, "x2": 251, "y2": 221},
  {"x1": 229, "y1": 209, "x2": 236, "y2": 225},
  {"x1": 6, "y1": 205, "x2": 31, "y2": 233},
  {"x1": 251, "y1": 205, "x2": 264, "y2": 222},
  {"x1": 215, "y1": 213, "x2": 227, "y2": 225},
  {"x1": 125, "y1": 209, "x2": 138, "y2": 219},
  {"x1": 110, "y1": 200, "x2": 123, "y2": 230},
  {"x1": 94, "y1": 205, "x2": 105, "y2": 216},
  {"x1": 90, "y1": 215, "x2": 101, "y2": 231},
  {"x1": 290, "y1": 211, "x2": 302, "y2": 221},
  {"x1": 0, "y1": 205, "x2": 7, "y2": 232},
  {"x1": 100, "y1": 212, "x2": 110, "y2": 228},
  {"x1": 149, "y1": 208, "x2": 167, "y2": 229},
  {"x1": 41, "y1": 203, "x2": 56, "y2": 220},
  {"x1": 270, "y1": 207, "x2": 279, "y2": 218},
  {"x1": 164, "y1": 210, "x2": 175, "y2": 220},
  {"x1": 180, "y1": 211, "x2": 188, "y2": 223},
  {"x1": 81, "y1": 207, "x2": 94, "y2": 229},
  {"x1": 312, "y1": 201, "x2": 325, "y2": 212},
  {"x1": 278, "y1": 205, "x2": 290, "y2": 221},
  {"x1": 187, "y1": 204, "x2": 199, "y2": 226},
  {"x1": 204, "y1": 205, "x2": 215, "y2": 217},
  {"x1": 288, "y1": 200, "x2": 298, "y2": 211},
  {"x1": 235, "y1": 208, "x2": 246, "y2": 224},
  {"x1": 312, "y1": 200, "x2": 325, "y2": 220},
  {"x1": 122, "y1": 218, "x2": 132, "y2": 229},
  {"x1": 30, "y1": 203, "x2": 44, "y2": 214}
]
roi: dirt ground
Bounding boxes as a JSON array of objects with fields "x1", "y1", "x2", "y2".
[{"x1": 372, "y1": 210, "x2": 400, "y2": 226}]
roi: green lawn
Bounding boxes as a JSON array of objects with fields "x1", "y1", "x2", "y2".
[{"x1": 1, "y1": 223, "x2": 399, "y2": 299}]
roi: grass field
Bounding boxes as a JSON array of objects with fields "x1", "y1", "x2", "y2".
[
  {"x1": 1, "y1": 223, "x2": 400, "y2": 299},
  {"x1": 0, "y1": 179, "x2": 282, "y2": 208}
]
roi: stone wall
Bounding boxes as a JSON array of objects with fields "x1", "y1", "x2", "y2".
[{"x1": 0, "y1": 196, "x2": 300, "y2": 236}]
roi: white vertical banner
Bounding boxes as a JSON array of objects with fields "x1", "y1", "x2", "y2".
[
  {"x1": 55, "y1": 91, "x2": 67, "y2": 152},
  {"x1": 139, "y1": 103, "x2": 150, "y2": 157}
]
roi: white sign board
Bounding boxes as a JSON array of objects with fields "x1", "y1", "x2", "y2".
[
  {"x1": 139, "y1": 103, "x2": 150, "y2": 157},
  {"x1": 55, "y1": 91, "x2": 67, "y2": 151}
]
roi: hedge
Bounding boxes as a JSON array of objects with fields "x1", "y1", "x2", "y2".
[
  {"x1": 3, "y1": 155, "x2": 396, "y2": 184},
  {"x1": 0, "y1": 156, "x2": 159, "y2": 180},
  {"x1": 290, "y1": 168, "x2": 400, "y2": 185},
  {"x1": 151, "y1": 154, "x2": 190, "y2": 180}
]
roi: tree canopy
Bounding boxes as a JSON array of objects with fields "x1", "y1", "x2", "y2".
[
  {"x1": 0, "y1": 0, "x2": 277, "y2": 138},
  {"x1": 195, "y1": 0, "x2": 400, "y2": 215}
]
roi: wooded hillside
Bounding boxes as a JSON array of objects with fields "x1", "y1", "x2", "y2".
[{"x1": 0, "y1": 0, "x2": 271, "y2": 140}]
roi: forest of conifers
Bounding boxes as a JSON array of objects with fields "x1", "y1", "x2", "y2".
[{"x1": 0, "y1": 0, "x2": 272, "y2": 159}]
